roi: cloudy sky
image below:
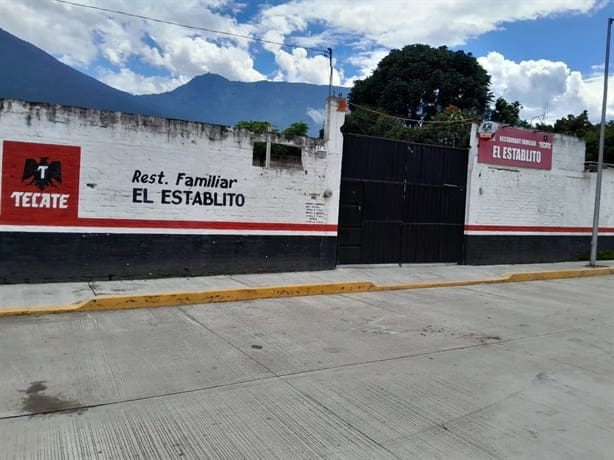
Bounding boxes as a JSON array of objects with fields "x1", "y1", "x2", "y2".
[{"x1": 0, "y1": 0, "x2": 613, "y2": 125}]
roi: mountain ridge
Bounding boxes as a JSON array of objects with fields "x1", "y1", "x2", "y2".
[
  {"x1": 0, "y1": 28, "x2": 158, "y2": 117},
  {"x1": 0, "y1": 28, "x2": 340, "y2": 135}
]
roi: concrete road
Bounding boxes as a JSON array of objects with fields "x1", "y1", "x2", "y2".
[{"x1": 0, "y1": 276, "x2": 612, "y2": 459}]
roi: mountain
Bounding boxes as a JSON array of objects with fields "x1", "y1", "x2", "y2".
[
  {"x1": 0, "y1": 28, "x2": 157, "y2": 116},
  {"x1": 137, "y1": 74, "x2": 331, "y2": 135},
  {"x1": 0, "y1": 28, "x2": 337, "y2": 135}
]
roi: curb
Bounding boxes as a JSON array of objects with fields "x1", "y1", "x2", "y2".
[{"x1": 2, "y1": 267, "x2": 613, "y2": 318}]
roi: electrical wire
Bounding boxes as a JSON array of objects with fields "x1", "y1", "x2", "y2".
[
  {"x1": 348, "y1": 102, "x2": 480, "y2": 125},
  {"x1": 53, "y1": 0, "x2": 475, "y2": 128},
  {"x1": 54, "y1": 0, "x2": 331, "y2": 56}
]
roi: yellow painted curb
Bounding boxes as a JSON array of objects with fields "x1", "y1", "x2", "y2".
[
  {"x1": 77, "y1": 281, "x2": 377, "y2": 312},
  {"x1": 0, "y1": 282, "x2": 376, "y2": 317},
  {"x1": 1, "y1": 267, "x2": 613, "y2": 317},
  {"x1": 378, "y1": 266, "x2": 614, "y2": 291}
]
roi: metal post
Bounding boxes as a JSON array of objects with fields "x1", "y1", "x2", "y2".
[
  {"x1": 327, "y1": 47, "x2": 333, "y2": 97},
  {"x1": 589, "y1": 18, "x2": 614, "y2": 267},
  {"x1": 265, "y1": 126, "x2": 272, "y2": 168},
  {"x1": 590, "y1": 18, "x2": 613, "y2": 267}
]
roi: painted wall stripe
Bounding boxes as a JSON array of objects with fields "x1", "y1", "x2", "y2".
[
  {"x1": 465, "y1": 224, "x2": 614, "y2": 236},
  {"x1": 0, "y1": 225, "x2": 338, "y2": 236},
  {"x1": 0, "y1": 218, "x2": 337, "y2": 235}
]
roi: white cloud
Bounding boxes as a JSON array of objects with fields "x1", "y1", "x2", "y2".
[
  {"x1": 258, "y1": 0, "x2": 601, "y2": 49},
  {"x1": 163, "y1": 36, "x2": 266, "y2": 83},
  {"x1": 0, "y1": 0, "x2": 611, "y2": 119},
  {"x1": 0, "y1": 0, "x2": 264, "y2": 92},
  {"x1": 97, "y1": 67, "x2": 188, "y2": 95},
  {"x1": 271, "y1": 47, "x2": 335, "y2": 84},
  {"x1": 478, "y1": 51, "x2": 614, "y2": 123},
  {"x1": 0, "y1": 0, "x2": 99, "y2": 65},
  {"x1": 263, "y1": 0, "x2": 601, "y2": 48},
  {"x1": 306, "y1": 107, "x2": 325, "y2": 126},
  {"x1": 342, "y1": 49, "x2": 390, "y2": 85},
  {"x1": 255, "y1": 0, "x2": 606, "y2": 89}
]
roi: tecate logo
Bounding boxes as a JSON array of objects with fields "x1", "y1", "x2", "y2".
[{"x1": 10, "y1": 157, "x2": 70, "y2": 209}]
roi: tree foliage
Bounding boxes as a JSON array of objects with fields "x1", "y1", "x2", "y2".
[
  {"x1": 553, "y1": 111, "x2": 592, "y2": 138},
  {"x1": 341, "y1": 41, "x2": 613, "y2": 163},
  {"x1": 535, "y1": 110, "x2": 614, "y2": 164},
  {"x1": 350, "y1": 44, "x2": 491, "y2": 120},
  {"x1": 344, "y1": 44, "x2": 491, "y2": 146},
  {"x1": 487, "y1": 97, "x2": 529, "y2": 126},
  {"x1": 235, "y1": 120, "x2": 309, "y2": 137},
  {"x1": 236, "y1": 120, "x2": 308, "y2": 166},
  {"x1": 585, "y1": 122, "x2": 614, "y2": 164},
  {"x1": 235, "y1": 120, "x2": 274, "y2": 134},
  {"x1": 282, "y1": 121, "x2": 309, "y2": 137}
]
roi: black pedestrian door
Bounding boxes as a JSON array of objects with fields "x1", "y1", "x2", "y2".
[{"x1": 338, "y1": 134, "x2": 468, "y2": 264}]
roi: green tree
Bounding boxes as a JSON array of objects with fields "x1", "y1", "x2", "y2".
[
  {"x1": 553, "y1": 111, "x2": 592, "y2": 138},
  {"x1": 235, "y1": 120, "x2": 276, "y2": 134},
  {"x1": 235, "y1": 120, "x2": 310, "y2": 137},
  {"x1": 347, "y1": 44, "x2": 491, "y2": 130},
  {"x1": 535, "y1": 111, "x2": 614, "y2": 164},
  {"x1": 282, "y1": 121, "x2": 309, "y2": 137},
  {"x1": 584, "y1": 121, "x2": 614, "y2": 164},
  {"x1": 488, "y1": 97, "x2": 523, "y2": 125},
  {"x1": 237, "y1": 120, "x2": 308, "y2": 166},
  {"x1": 426, "y1": 106, "x2": 477, "y2": 148}
]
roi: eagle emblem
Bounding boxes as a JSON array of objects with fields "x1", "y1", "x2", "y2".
[{"x1": 22, "y1": 158, "x2": 62, "y2": 191}]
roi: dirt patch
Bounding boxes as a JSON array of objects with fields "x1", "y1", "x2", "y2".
[
  {"x1": 20, "y1": 381, "x2": 85, "y2": 415},
  {"x1": 463, "y1": 333, "x2": 502, "y2": 344}
]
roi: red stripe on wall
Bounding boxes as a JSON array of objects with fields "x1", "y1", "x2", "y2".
[
  {"x1": 2, "y1": 217, "x2": 337, "y2": 232},
  {"x1": 465, "y1": 224, "x2": 614, "y2": 234}
]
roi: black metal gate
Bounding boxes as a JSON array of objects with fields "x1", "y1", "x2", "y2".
[{"x1": 337, "y1": 134, "x2": 468, "y2": 264}]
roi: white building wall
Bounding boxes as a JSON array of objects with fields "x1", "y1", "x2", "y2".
[
  {"x1": 465, "y1": 123, "x2": 614, "y2": 236},
  {"x1": 0, "y1": 97, "x2": 347, "y2": 236}
]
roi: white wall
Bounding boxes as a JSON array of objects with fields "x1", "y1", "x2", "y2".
[
  {"x1": 0, "y1": 97, "x2": 347, "y2": 236},
  {"x1": 465, "y1": 123, "x2": 614, "y2": 235}
]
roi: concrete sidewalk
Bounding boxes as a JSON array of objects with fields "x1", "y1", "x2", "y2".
[{"x1": 1, "y1": 261, "x2": 613, "y2": 316}]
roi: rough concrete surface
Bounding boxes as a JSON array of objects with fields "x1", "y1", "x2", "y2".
[{"x1": 0, "y1": 275, "x2": 612, "y2": 459}]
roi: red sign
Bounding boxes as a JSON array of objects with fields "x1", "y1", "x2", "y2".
[
  {"x1": 1, "y1": 140, "x2": 81, "y2": 225},
  {"x1": 477, "y1": 124, "x2": 553, "y2": 170}
]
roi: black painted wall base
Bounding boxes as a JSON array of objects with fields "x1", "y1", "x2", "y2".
[
  {"x1": 0, "y1": 232, "x2": 337, "y2": 284},
  {"x1": 464, "y1": 234, "x2": 614, "y2": 265}
]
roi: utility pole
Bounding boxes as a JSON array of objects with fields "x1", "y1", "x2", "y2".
[
  {"x1": 590, "y1": 17, "x2": 613, "y2": 267},
  {"x1": 327, "y1": 48, "x2": 333, "y2": 97}
]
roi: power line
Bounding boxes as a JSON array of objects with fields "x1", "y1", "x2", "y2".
[
  {"x1": 53, "y1": 0, "x2": 331, "y2": 56},
  {"x1": 349, "y1": 102, "x2": 480, "y2": 125}
]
